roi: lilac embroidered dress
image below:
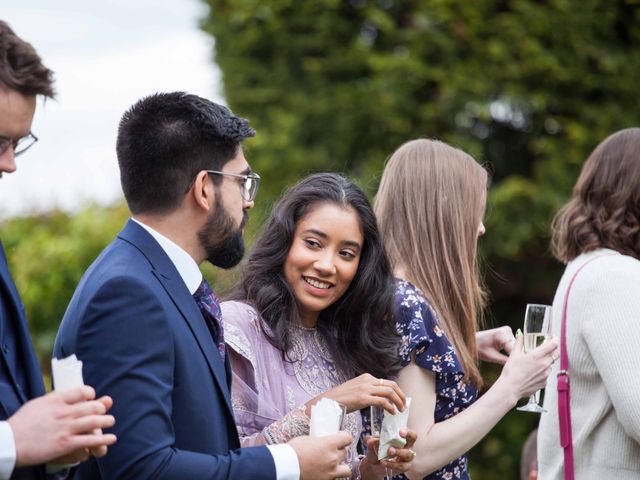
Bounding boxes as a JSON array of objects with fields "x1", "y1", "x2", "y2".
[
  {"x1": 395, "y1": 280, "x2": 477, "y2": 480},
  {"x1": 221, "y1": 300, "x2": 362, "y2": 476}
]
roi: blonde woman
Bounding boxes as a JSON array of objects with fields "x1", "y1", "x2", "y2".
[{"x1": 374, "y1": 139, "x2": 558, "y2": 479}]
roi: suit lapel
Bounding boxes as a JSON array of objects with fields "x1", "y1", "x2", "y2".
[
  {"x1": 0, "y1": 242, "x2": 45, "y2": 409},
  {"x1": 224, "y1": 349, "x2": 232, "y2": 387},
  {"x1": 117, "y1": 221, "x2": 234, "y2": 417},
  {"x1": 154, "y1": 271, "x2": 234, "y2": 415}
]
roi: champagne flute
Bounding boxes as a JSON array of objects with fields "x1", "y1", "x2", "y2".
[
  {"x1": 335, "y1": 403, "x2": 348, "y2": 480},
  {"x1": 369, "y1": 406, "x2": 393, "y2": 480},
  {"x1": 517, "y1": 303, "x2": 552, "y2": 413}
]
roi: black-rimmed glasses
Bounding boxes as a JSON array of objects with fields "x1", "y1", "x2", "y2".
[
  {"x1": 206, "y1": 170, "x2": 261, "y2": 202},
  {"x1": 0, "y1": 133, "x2": 38, "y2": 157}
]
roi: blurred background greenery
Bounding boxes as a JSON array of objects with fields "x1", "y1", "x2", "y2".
[{"x1": 2, "y1": 0, "x2": 639, "y2": 477}]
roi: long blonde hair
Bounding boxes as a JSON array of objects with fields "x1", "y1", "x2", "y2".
[{"x1": 375, "y1": 139, "x2": 488, "y2": 387}]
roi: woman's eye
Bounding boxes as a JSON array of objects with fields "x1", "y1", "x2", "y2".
[
  {"x1": 340, "y1": 250, "x2": 357, "y2": 259},
  {"x1": 304, "y1": 239, "x2": 321, "y2": 249}
]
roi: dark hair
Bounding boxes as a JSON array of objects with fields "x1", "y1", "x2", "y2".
[
  {"x1": 116, "y1": 92, "x2": 255, "y2": 215},
  {"x1": 231, "y1": 173, "x2": 401, "y2": 379},
  {"x1": 0, "y1": 21, "x2": 55, "y2": 97},
  {"x1": 551, "y1": 128, "x2": 640, "y2": 263}
]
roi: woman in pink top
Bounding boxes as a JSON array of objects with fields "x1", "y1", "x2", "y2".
[{"x1": 222, "y1": 173, "x2": 417, "y2": 479}]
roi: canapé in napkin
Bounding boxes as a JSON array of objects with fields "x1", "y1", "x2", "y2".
[
  {"x1": 309, "y1": 397, "x2": 346, "y2": 437},
  {"x1": 51, "y1": 354, "x2": 84, "y2": 392},
  {"x1": 378, "y1": 397, "x2": 412, "y2": 460}
]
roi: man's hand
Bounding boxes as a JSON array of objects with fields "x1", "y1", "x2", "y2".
[
  {"x1": 476, "y1": 326, "x2": 516, "y2": 365},
  {"x1": 288, "y1": 431, "x2": 352, "y2": 479},
  {"x1": 7, "y1": 386, "x2": 117, "y2": 467}
]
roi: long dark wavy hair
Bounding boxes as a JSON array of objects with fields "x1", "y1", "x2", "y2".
[
  {"x1": 552, "y1": 128, "x2": 640, "y2": 263},
  {"x1": 231, "y1": 173, "x2": 401, "y2": 379}
]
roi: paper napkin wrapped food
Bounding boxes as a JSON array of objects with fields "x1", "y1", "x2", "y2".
[
  {"x1": 309, "y1": 397, "x2": 346, "y2": 437},
  {"x1": 378, "y1": 397, "x2": 412, "y2": 460},
  {"x1": 51, "y1": 354, "x2": 84, "y2": 392}
]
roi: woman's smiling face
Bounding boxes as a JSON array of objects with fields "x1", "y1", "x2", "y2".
[{"x1": 283, "y1": 202, "x2": 364, "y2": 328}]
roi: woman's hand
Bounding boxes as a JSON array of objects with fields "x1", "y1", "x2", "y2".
[
  {"x1": 381, "y1": 428, "x2": 418, "y2": 476},
  {"x1": 497, "y1": 334, "x2": 559, "y2": 401},
  {"x1": 306, "y1": 374, "x2": 406, "y2": 415},
  {"x1": 476, "y1": 326, "x2": 516, "y2": 365},
  {"x1": 360, "y1": 429, "x2": 418, "y2": 479}
]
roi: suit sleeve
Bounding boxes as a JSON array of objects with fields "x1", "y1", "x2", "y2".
[{"x1": 72, "y1": 276, "x2": 277, "y2": 479}]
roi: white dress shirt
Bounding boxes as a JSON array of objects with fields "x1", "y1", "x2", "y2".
[
  {"x1": 132, "y1": 219, "x2": 300, "y2": 480},
  {"x1": 0, "y1": 421, "x2": 16, "y2": 480}
]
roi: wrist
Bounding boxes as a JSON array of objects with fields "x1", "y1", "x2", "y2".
[{"x1": 492, "y1": 374, "x2": 519, "y2": 409}]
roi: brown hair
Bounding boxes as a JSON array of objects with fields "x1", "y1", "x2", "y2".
[
  {"x1": 375, "y1": 139, "x2": 488, "y2": 387},
  {"x1": 551, "y1": 128, "x2": 640, "y2": 263},
  {"x1": 0, "y1": 20, "x2": 55, "y2": 97}
]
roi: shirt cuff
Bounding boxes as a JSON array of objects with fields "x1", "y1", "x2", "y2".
[
  {"x1": 0, "y1": 421, "x2": 16, "y2": 480},
  {"x1": 266, "y1": 443, "x2": 300, "y2": 480}
]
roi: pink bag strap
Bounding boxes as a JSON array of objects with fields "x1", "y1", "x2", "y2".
[{"x1": 557, "y1": 253, "x2": 615, "y2": 480}]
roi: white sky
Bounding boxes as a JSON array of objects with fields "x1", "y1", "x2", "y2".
[{"x1": 0, "y1": 0, "x2": 224, "y2": 219}]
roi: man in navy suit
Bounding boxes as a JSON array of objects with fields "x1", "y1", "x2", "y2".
[
  {"x1": 53, "y1": 92, "x2": 352, "y2": 479},
  {"x1": 0, "y1": 21, "x2": 117, "y2": 480}
]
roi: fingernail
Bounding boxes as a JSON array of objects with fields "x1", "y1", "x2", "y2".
[{"x1": 516, "y1": 329, "x2": 523, "y2": 338}]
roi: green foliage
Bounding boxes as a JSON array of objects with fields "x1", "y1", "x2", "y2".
[
  {"x1": 1, "y1": 1, "x2": 638, "y2": 476},
  {"x1": 0, "y1": 200, "x2": 254, "y2": 380},
  {"x1": 1, "y1": 203, "x2": 130, "y2": 364},
  {"x1": 202, "y1": 0, "x2": 640, "y2": 477}
]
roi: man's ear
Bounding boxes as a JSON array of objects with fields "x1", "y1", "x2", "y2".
[{"x1": 190, "y1": 170, "x2": 215, "y2": 212}]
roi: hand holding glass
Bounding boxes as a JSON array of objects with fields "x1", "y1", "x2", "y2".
[{"x1": 370, "y1": 405, "x2": 395, "y2": 480}]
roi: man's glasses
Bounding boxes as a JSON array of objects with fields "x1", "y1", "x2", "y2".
[
  {"x1": 0, "y1": 133, "x2": 38, "y2": 157},
  {"x1": 206, "y1": 170, "x2": 261, "y2": 202}
]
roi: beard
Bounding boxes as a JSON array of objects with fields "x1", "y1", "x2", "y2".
[{"x1": 197, "y1": 192, "x2": 247, "y2": 269}]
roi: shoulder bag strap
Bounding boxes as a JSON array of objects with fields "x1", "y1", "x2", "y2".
[{"x1": 558, "y1": 253, "x2": 615, "y2": 480}]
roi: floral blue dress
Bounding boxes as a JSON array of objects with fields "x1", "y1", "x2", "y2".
[{"x1": 394, "y1": 279, "x2": 477, "y2": 480}]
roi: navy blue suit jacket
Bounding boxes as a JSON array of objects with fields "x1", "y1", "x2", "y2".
[
  {"x1": 0, "y1": 242, "x2": 47, "y2": 480},
  {"x1": 53, "y1": 221, "x2": 277, "y2": 479}
]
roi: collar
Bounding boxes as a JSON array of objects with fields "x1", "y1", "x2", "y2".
[{"x1": 131, "y1": 218, "x2": 202, "y2": 294}]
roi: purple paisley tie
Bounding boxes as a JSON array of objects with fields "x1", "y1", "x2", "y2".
[{"x1": 192, "y1": 278, "x2": 225, "y2": 361}]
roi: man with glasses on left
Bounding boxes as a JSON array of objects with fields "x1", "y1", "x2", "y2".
[{"x1": 0, "y1": 20, "x2": 117, "y2": 480}]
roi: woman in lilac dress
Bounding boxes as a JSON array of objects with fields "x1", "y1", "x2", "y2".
[
  {"x1": 222, "y1": 173, "x2": 417, "y2": 479},
  {"x1": 374, "y1": 139, "x2": 559, "y2": 479}
]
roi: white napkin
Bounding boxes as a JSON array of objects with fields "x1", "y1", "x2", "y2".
[
  {"x1": 309, "y1": 398, "x2": 345, "y2": 437},
  {"x1": 378, "y1": 397, "x2": 412, "y2": 460},
  {"x1": 51, "y1": 354, "x2": 84, "y2": 392}
]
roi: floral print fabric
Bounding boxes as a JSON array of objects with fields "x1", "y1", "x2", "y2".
[{"x1": 394, "y1": 279, "x2": 477, "y2": 480}]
